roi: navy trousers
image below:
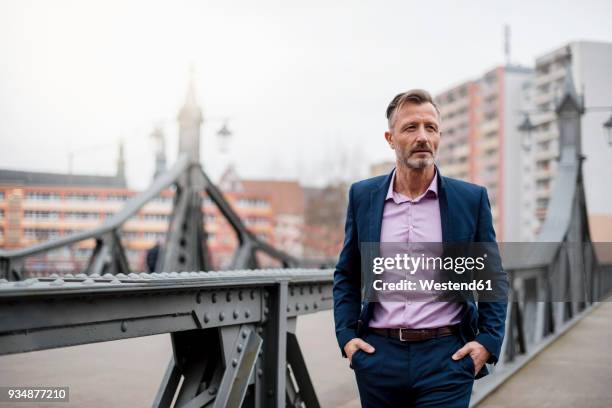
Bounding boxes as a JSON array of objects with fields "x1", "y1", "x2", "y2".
[{"x1": 350, "y1": 332, "x2": 475, "y2": 408}]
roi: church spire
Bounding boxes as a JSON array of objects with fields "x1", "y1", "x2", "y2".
[
  {"x1": 178, "y1": 66, "x2": 203, "y2": 163},
  {"x1": 116, "y1": 139, "x2": 126, "y2": 181}
]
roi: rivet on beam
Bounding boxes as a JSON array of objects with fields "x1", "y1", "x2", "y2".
[
  {"x1": 121, "y1": 321, "x2": 127, "y2": 332},
  {"x1": 233, "y1": 310, "x2": 239, "y2": 319},
  {"x1": 204, "y1": 313, "x2": 210, "y2": 323},
  {"x1": 219, "y1": 312, "x2": 225, "y2": 321}
]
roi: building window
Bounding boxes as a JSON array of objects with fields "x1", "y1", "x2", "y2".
[
  {"x1": 123, "y1": 231, "x2": 140, "y2": 240},
  {"x1": 236, "y1": 198, "x2": 268, "y2": 208},
  {"x1": 64, "y1": 211, "x2": 100, "y2": 220},
  {"x1": 24, "y1": 210, "x2": 60, "y2": 220},
  {"x1": 26, "y1": 192, "x2": 61, "y2": 201},
  {"x1": 144, "y1": 231, "x2": 166, "y2": 240},
  {"x1": 152, "y1": 196, "x2": 172, "y2": 204},
  {"x1": 24, "y1": 228, "x2": 60, "y2": 240},
  {"x1": 107, "y1": 194, "x2": 129, "y2": 202},
  {"x1": 66, "y1": 193, "x2": 99, "y2": 202},
  {"x1": 143, "y1": 213, "x2": 169, "y2": 222},
  {"x1": 245, "y1": 217, "x2": 269, "y2": 226},
  {"x1": 536, "y1": 198, "x2": 549, "y2": 209}
]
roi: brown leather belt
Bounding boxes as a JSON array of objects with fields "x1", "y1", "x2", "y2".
[{"x1": 369, "y1": 325, "x2": 460, "y2": 342}]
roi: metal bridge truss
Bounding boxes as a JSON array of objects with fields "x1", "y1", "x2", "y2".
[
  {"x1": 0, "y1": 269, "x2": 333, "y2": 407},
  {"x1": 0, "y1": 155, "x2": 299, "y2": 282}
]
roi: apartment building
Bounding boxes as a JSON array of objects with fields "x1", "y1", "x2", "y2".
[
  {"x1": 0, "y1": 169, "x2": 276, "y2": 273},
  {"x1": 522, "y1": 41, "x2": 612, "y2": 241},
  {"x1": 436, "y1": 66, "x2": 533, "y2": 241}
]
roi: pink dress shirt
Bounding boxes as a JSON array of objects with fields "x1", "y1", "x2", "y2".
[{"x1": 368, "y1": 169, "x2": 464, "y2": 329}]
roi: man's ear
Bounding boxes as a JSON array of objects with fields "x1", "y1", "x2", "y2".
[{"x1": 384, "y1": 131, "x2": 394, "y2": 149}]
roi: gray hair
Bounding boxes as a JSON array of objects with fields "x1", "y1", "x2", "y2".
[{"x1": 386, "y1": 89, "x2": 441, "y2": 128}]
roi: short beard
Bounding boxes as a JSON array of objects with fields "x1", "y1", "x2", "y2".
[{"x1": 399, "y1": 153, "x2": 436, "y2": 170}]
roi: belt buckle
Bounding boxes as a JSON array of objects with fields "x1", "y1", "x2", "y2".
[{"x1": 399, "y1": 328, "x2": 410, "y2": 342}]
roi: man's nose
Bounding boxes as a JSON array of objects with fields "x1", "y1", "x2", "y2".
[{"x1": 415, "y1": 126, "x2": 429, "y2": 143}]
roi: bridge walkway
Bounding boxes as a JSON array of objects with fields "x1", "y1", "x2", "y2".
[{"x1": 477, "y1": 300, "x2": 612, "y2": 408}]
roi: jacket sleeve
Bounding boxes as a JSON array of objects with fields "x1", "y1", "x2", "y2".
[
  {"x1": 333, "y1": 184, "x2": 362, "y2": 357},
  {"x1": 474, "y1": 187, "x2": 509, "y2": 364}
]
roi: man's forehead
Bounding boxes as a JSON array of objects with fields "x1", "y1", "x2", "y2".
[{"x1": 395, "y1": 104, "x2": 440, "y2": 123}]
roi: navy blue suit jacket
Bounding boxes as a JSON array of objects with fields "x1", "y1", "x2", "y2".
[{"x1": 333, "y1": 168, "x2": 508, "y2": 379}]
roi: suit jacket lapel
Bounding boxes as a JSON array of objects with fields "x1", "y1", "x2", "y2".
[
  {"x1": 369, "y1": 171, "x2": 393, "y2": 243},
  {"x1": 436, "y1": 167, "x2": 454, "y2": 243}
]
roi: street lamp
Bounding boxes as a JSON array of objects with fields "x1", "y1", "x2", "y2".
[
  {"x1": 216, "y1": 120, "x2": 233, "y2": 154},
  {"x1": 603, "y1": 113, "x2": 612, "y2": 146},
  {"x1": 518, "y1": 114, "x2": 536, "y2": 151}
]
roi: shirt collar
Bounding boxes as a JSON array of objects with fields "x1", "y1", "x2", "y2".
[{"x1": 386, "y1": 168, "x2": 438, "y2": 204}]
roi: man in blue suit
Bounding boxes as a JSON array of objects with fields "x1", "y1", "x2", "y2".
[{"x1": 333, "y1": 89, "x2": 508, "y2": 407}]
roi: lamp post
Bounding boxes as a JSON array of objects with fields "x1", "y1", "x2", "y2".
[
  {"x1": 216, "y1": 121, "x2": 233, "y2": 154},
  {"x1": 604, "y1": 113, "x2": 612, "y2": 146},
  {"x1": 518, "y1": 114, "x2": 536, "y2": 151}
]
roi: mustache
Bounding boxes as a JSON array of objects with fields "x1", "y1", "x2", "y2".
[{"x1": 410, "y1": 145, "x2": 433, "y2": 154}]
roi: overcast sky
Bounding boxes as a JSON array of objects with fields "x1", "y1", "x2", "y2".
[{"x1": 1, "y1": 0, "x2": 612, "y2": 189}]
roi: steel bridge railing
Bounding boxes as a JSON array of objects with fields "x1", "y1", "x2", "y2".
[{"x1": 0, "y1": 268, "x2": 334, "y2": 407}]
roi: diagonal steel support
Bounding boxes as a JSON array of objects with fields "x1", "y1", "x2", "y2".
[
  {"x1": 212, "y1": 326, "x2": 262, "y2": 408},
  {"x1": 84, "y1": 229, "x2": 130, "y2": 276},
  {"x1": 160, "y1": 166, "x2": 209, "y2": 273},
  {"x1": 153, "y1": 357, "x2": 182, "y2": 408},
  {"x1": 286, "y1": 332, "x2": 320, "y2": 408}
]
